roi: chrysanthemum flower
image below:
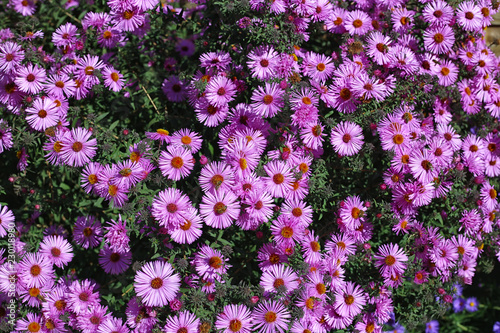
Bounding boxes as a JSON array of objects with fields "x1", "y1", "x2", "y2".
[
  {"x1": 215, "y1": 304, "x2": 253, "y2": 333},
  {"x1": 333, "y1": 281, "x2": 367, "y2": 318},
  {"x1": 252, "y1": 300, "x2": 290, "y2": 333},
  {"x1": 193, "y1": 245, "x2": 231, "y2": 281},
  {"x1": 39, "y1": 235, "x2": 73, "y2": 268},
  {"x1": 60, "y1": 127, "x2": 97, "y2": 167},
  {"x1": 199, "y1": 189, "x2": 240, "y2": 229},
  {"x1": 164, "y1": 311, "x2": 200, "y2": 333},
  {"x1": 134, "y1": 260, "x2": 181, "y2": 307},
  {"x1": 160, "y1": 144, "x2": 194, "y2": 179},
  {"x1": 330, "y1": 121, "x2": 364, "y2": 156}
]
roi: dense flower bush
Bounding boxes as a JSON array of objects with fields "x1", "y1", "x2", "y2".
[{"x1": 0, "y1": 0, "x2": 500, "y2": 331}]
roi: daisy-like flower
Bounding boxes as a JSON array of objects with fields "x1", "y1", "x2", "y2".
[
  {"x1": 98, "y1": 245, "x2": 132, "y2": 274},
  {"x1": 199, "y1": 51, "x2": 232, "y2": 71},
  {"x1": 252, "y1": 300, "x2": 290, "y2": 333},
  {"x1": 0, "y1": 120, "x2": 13, "y2": 154},
  {"x1": 134, "y1": 260, "x2": 181, "y2": 307},
  {"x1": 344, "y1": 10, "x2": 372, "y2": 35},
  {"x1": 0, "y1": 204, "x2": 15, "y2": 237},
  {"x1": 333, "y1": 281, "x2": 367, "y2": 318},
  {"x1": 199, "y1": 189, "x2": 240, "y2": 229},
  {"x1": 270, "y1": 215, "x2": 305, "y2": 249},
  {"x1": 409, "y1": 149, "x2": 438, "y2": 183},
  {"x1": 146, "y1": 128, "x2": 171, "y2": 144},
  {"x1": 260, "y1": 264, "x2": 300, "y2": 294},
  {"x1": 339, "y1": 195, "x2": 366, "y2": 230},
  {"x1": 436, "y1": 59, "x2": 458, "y2": 87},
  {"x1": 152, "y1": 188, "x2": 192, "y2": 229},
  {"x1": 15, "y1": 63, "x2": 46, "y2": 94},
  {"x1": 25, "y1": 97, "x2": 59, "y2": 131},
  {"x1": 457, "y1": 1, "x2": 483, "y2": 32},
  {"x1": 18, "y1": 253, "x2": 54, "y2": 289},
  {"x1": 80, "y1": 162, "x2": 103, "y2": 194},
  {"x1": 422, "y1": 0, "x2": 454, "y2": 27},
  {"x1": 331, "y1": 121, "x2": 364, "y2": 156},
  {"x1": 251, "y1": 82, "x2": 284, "y2": 118},
  {"x1": 52, "y1": 22, "x2": 79, "y2": 47},
  {"x1": 374, "y1": 243, "x2": 408, "y2": 278},
  {"x1": 195, "y1": 98, "x2": 228, "y2": 127},
  {"x1": 243, "y1": 190, "x2": 274, "y2": 224},
  {"x1": 164, "y1": 311, "x2": 200, "y2": 333},
  {"x1": 12, "y1": 0, "x2": 36, "y2": 16},
  {"x1": 159, "y1": 145, "x2": 194, "y2": 181},
  {"x1": 171, "y1": 129, "x2": 202, "y2": 153},
  {"x1": 304, "y1": 52, "x2": 335, "y2": 82},
  {"x1": 41, "y1": 285, "x2": 68, "y2": 315},
  {"x1": 247, "y1": 46, "x2": 278, "y2": 81},
  {"x1": 300, "y1": 122, "x2": 325, "y2": 150},
  {"x1": 263, "y1": 161, "x2": 293, "y2": 198},
  {"x1": 162, "y1": 75, "x2": 187, "y2": 102},
  {"x1": 205, "y1": 76, "x2": 237, "y2": 107},
  {"x1": 73, "y1": 215, "x2": 103, "y2": 249},
  {"x1": 102, "y1": 66, "x2": 125, "y2": 92},
  {"x1": 480, "y1": 181, "x2": 498, "y2": 211},
  {"x1": 366, "y1": 31, "x2": 392, "y2": 65},
  {"x1": 104, "y1": 215, "x2": 130, "y2": 253},
  {"x1": 168, "y1": 207, "x2": 203, "y2": 244},
  {"x1": 39, "y1": 235, "x2": 73, "y2": 268},
  {"x1": 98, "y1": 317, "x2": 129, "y2": 333},
  {"x1": 112, "y1": 7, "x2": 146, "y2": 32},
  {"x1": 215, "y1": 304, "x2": 253, "y2": 333},
  {"x1": 199, "y1": 161, "x2": 235, "y2": 193},
  {"x1": 0, "y1": 41, "x2": 24, "y2": 74},
  {"x1": 423, "y1": 25, "x2": 455, "y2": 55},
  {"x1": 60, "y1": 127, "x2": 97, "y2": 167},
  {"x1": 77, "y1": 304, "x2": 111, "y2": 333},
  {"x1": 44, "y1": 73, "x2": 77, "y2": 98},
  {"x1": 15, "y1": 313, "x2": 43, "y2": 333},
  {"x1": 193, "y1": 245, "x2": 231, "y2": 281}
]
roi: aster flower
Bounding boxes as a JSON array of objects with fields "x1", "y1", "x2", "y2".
[
  {"x1": 252, "y1": 300, "x2": 290, "y2": 333},
  {"x1": 15, "y1": 313, "x2": 43, "y2": 333},
  {"x1": 425, "y1": 320, "x2": 439, "y2": 333},
  {"x1": 112, "y1": 7, "x2": 146, "y2": 32},
  {"x1": 134, "y1": 260, "x2": 181, "y2": 307},
  {"x1": 168, "y1": 207, "x2": 203, "y2": 244},
  {"x1": 151, "y1": 188, "x2": 192, "y2": 229},
  {"x1": 193, "y1": 245, "x2": 231, "y2": 282},
  {"x1": 480, "y1": 181, "x2": 498, "y2": 211},
  {"x1": 102, "y1": 66, "x2": 124, "y2": 92},
  {"x1": 457, "y1": 1, "x2": 483, "y2": 32},
  {"x1": 73, "y1": 215, "x2": 103, "y2": 249},
  {"x1": 44, "y1": 73, "x2": 77, "y2": 98},
  {"x1": 216, "y1": 304, "x2": 253, "y2": 333},
  {"x1": 304, "y1": 52, "x2": 335, "y2": 82},
  {"x1": 0, "y1": 204, "x2": 14, "y2": 237},
  {"x1": 300, "y1": 122, "x2": 325, "y2": 150},
  {"x1": 162, "y1": 76, "x2": 187, "y2": 102},
  {"x1": 39, "y1": 235, "x2": 73, "y2": 268},
  {"x1": 250, "y1": 82, "x2": 284, "y2": 118},
  {"x1": 60, "y1": 127, "x2": 97, "y2": 167},
  {"x1": 171, "y1": 128, "x2": 202, "y2": 153},
  {"x1": 164, "y1": 311, "x2": 200, "y2": 333},
  {"x1": 0, "y1": 120, "x2": 13, "y2": 154},
  {"x1": 98, "y1": 245, "x2": 132, "y2": 274},
  {"x1": 344, "y1": 10, "x2": 372, "y2": 35},
  {"x1": 330, "y1": 121, "x2": 364, "y2": 156},
  {"x1": 199, "y1": 161, "x2": 235, "y2": 193},
  {"x1": 205, "y1": 76, "x2": 237, "y2": 107},
  {"x1": 0, "y1": 41, "x2": 24, "y2": 74},
  {"x1": 423, "y1": 25, "x2": 455, "y2": 55},
  {"x1": 199, "y1": 189, "x2": 240, "y2": 229},
  {"x1": 159, "y1": 145, "x2": 194, "y2": 181},
  {"x1": 263, "y1": 161, "x2": 293, "y2": 198},
  {"x1": 374, "y1": 243, "x2": 408, "y2": 278},
  {"x1": 339, "y1": 195, "x2": 366, "y2": 230},
  {"x1": 97, "y1": 317, "x2": 129, "y2": 333},
  {"x1": 199, "y1": 51, "x2": 231, "y2": 71},
  {"x1": 333, "y1": 281, "x2": 367, "y2": 318},
  {"x1": 15, "y1": 63, "x2": 46, "y2": 94},
  {"x1": 247, "y1": 46, "x2": 278, "y2": 81},
  {"x1": 422, "y1": 0, "x2": 454, "y2": 27},
  {"x1": 195, "y1": 98, "x2": 228, "y2": 127},
  {"x1": 366, "y1": 31, "x2": 392, "y2": 65},
  {"x1": 260, "y1": 264, "x2": 300, "y2": 294},
  {"x1": 80, "y1": 162, "x2": 103, "y2": 194},
  {"x1": 125, "y1": 297, "x2": 158, "y2": 331},
  {"x1": 18, "y1": 253, "x2": 54, "y2": 288},
  {"x1": 104, "y1": 215, "x2": 130, "y2": 253},
  {"x1": 76, "y1": 54, "x2": 105, "y2": 87},
  {"x1": 146, "y1": 128, "x2": 171, "y2": 144},
  {"x1": 270, "y1": 215, "x2": 305, "y2": 248},
  {"x1": 77, "y1": 304, "x2": 111, "y2": 333},
  {"x1": 25, "y1": 97, "x2": 59, "y2": 131},
  {"x1": 52, "y1": 22, "x2": 79, "y2": 47}
]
